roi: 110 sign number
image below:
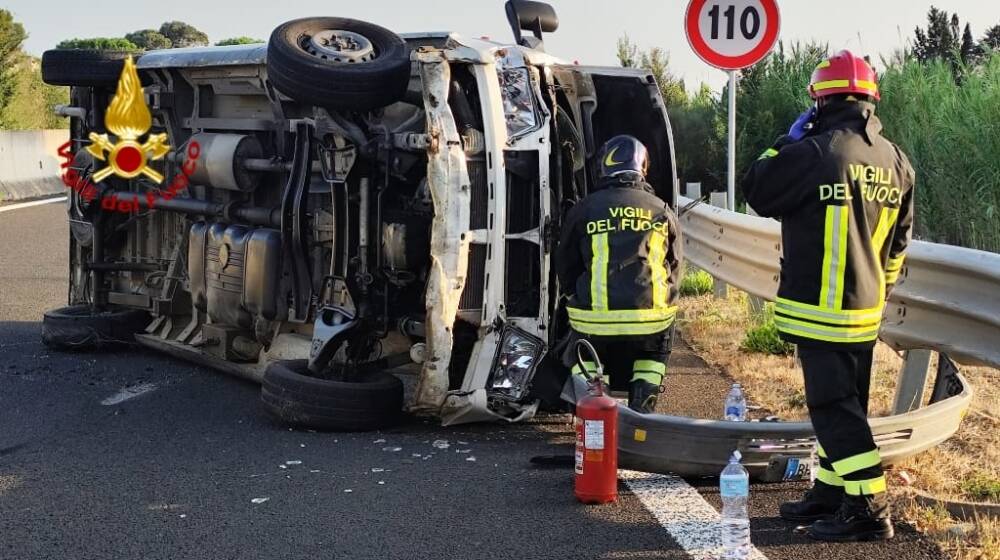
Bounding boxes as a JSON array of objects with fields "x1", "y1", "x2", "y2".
[{"x1": 707, "y1": 4, "x2": 761, "y2": 41}]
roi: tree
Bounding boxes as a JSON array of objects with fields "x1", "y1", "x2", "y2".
[
  {"x1": 215, "y1": 37, "x2": 264, "y2": 46},
  {"x1": 615, "y1": 35, "x2": 687, "y2": 108},
  {"x1": 983, "y1": 25, "x2": 1000, "y2": 51},
  {"x1": 56, "y1": 37, "x2": 138, "y2": 50},
  {"x1": 125, "y1": 29, "x2": 172, "y2": 50},
  {"x1": 960, "y1": 23, "x2": 983, "y2": 64},
  {"x1": 158, "y1": 21, "x2": 208, "y2": 48},
  {"x1": 0, "y1": 9, "x2": 27, "y2": 123},
  {"x1": 913, "y1": 7, "x2": 961, "y2": 65}
]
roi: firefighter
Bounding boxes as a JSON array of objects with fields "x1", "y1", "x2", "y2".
[
  {"x1": 555, "y1": 135, "x2": 682, "y2": 413},
  {"x1": 742, "y1": 50, "x2": 914, "y2": 542}
]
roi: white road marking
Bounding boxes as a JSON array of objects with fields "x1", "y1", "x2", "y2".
[
  {"x1": 0, "y1": 196, "x2": 66, "y2": 213},
  {"x1": 621, "y1": 470, "x2": 769, "y2": 560},
  {"x1": 100, "y1": 382, "x2": 158, "y2": 406}
]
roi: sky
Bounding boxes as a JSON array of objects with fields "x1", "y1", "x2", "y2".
[{"x1": 7, "y1": 0, "x2": 1000, "y2": 92}]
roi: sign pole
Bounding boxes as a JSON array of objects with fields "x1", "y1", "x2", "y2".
[{"x1": 727, "y1": 70, "x2": 736, "y2": 211}]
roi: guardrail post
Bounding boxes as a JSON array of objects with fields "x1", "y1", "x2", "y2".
[
  {"x1": 891, "y1": 349, "x2": 932, "y2": 414},
  {"x1": 709, "y1": 192, "x2": 728, "y2": 299},
  {"x1": 685, "y1": 182, "x2": 702, "y2": 200}
]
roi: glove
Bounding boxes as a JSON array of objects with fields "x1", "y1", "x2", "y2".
[{"x1": 787, "y1": 107, "x2": 817, "y2": 141}]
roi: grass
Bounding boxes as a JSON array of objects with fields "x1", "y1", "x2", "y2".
[
  {"x1": 679, "y1": 268, "x2": 714, "y2": 296},
  {"x1": 677, "y1": 288, "x2": 1000, "y2": 559},
  {"x1": 960, "y1": 475, "x2": 1000, "y2": 503},
  {"x1": 740, "y1": 304, "x2": 794, "y2": 356}
]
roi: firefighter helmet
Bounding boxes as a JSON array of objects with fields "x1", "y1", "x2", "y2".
[
  {"x1": 598, "y1": 135, "x2": 649, "y2": 179},
  {"x1": 808, "y1": 50, "x2": 880, "y2": 101}
]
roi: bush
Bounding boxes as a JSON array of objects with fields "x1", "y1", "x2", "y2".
[
  {"x1": 878, "y1": 53, "x2": 1000, "y2": 251},
  {"x1": 740, "y1": 305, "x2": 794, "y2": 355},
  {"x1": 680, "y1": 268, "x2": 714, "y2": 296}
]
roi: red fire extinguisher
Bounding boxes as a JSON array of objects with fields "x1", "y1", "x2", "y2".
[{"x1": 573, "y1": 339, "x2": 618, "y2": 504}]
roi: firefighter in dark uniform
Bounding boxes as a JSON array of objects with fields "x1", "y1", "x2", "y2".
[
  {"x1": 742, "y1": 50, "x2": 914, "y2": 542},
  {"x1": 555, "y1": 135, "x2": 682, "y2": 413}
]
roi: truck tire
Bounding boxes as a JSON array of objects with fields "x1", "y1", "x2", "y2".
[
  {"x1": 266, "y1": 17, "x2": 411, "y2": 111},
  {"x1": 41, "y1": 305, "x2": 150, "y2": 351},
  {"x1": 261, "y1": 360, "x2": 404, "y2": 431},
  {"x1": 41, "y1": 49, "x2": 140, "y2": 87}
]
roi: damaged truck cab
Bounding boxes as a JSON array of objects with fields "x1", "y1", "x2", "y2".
[{"x1": 41, "y1": 2, "x2": 679, "y2": 428}]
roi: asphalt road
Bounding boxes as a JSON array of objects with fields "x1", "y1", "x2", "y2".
[{"x1": 0, "y1": 201, "x2": 946, "y2": 560}]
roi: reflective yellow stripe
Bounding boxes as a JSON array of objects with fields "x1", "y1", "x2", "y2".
[
  {"x1": 648, "y1": 229, "x2": 669, "y2": 309},
  {"x1": 775, "y1": 299, "x2": 883, "y2": 326},
  {"x1": 855, "y1": 79, "x2": 878, "y2": 93},
  {"x1": 812, "y1": 79, "x2": 850, "y2": 91},
  {"x1": 872, "y1": 206, "x2": 899, "y2": 300},
  {"x1": 817, "y1": 445, "x2": 827, "y2": 459},
  {"x1": 632, "y1": 370, "x2": 663, "y2": 384},
  {"x1": 567, "y1": 306, "x2": 678, "y2": 324},
  {"x1": 633, "y1": 360, "x2": 666, "y2": 375},
  {"x1": 774, "y1": 316, "x2": 880, "y2": 343},
  {"x1": 820, "y1": 206, "x2": 849, "y2": 310},
  {"x1": 590, "y1": 233, "x2": 609, "y2": 310},
  {"x1": 758, "y1": 148, "x2": 778, "y2": 160},
  {"x1": 844, "y1": 475, "x2": 887, "y2": 496},
  {"x1": 816, "y1": 467, "x2": 844, "y2": 487},
  {"x1": 569, "y1": 318, "x2": 675, "y2": 336},
  {"x1": 832, "y1": 449, "x2": 882, "y2": 476},
  {"x1": 872, "y1": 207, "x2": 900, "y2": 258},
  {"x1": 886, "y1": 253, "x2": 905, "y2": 284},
  {"x1": 816, "y1": 60, "x2": 831, "y2": 69}
]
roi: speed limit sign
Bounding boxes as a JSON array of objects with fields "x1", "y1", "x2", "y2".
[{"x1": 685, "y1": 0, "x2": 780, "y2": 70}]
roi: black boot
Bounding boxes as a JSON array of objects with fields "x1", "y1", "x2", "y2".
[
  {"x1": 806, "y1": 494, "x2": 894, "y2": 542},
  {"x1": 627, "y1": 380, "x2": 661, "y2": 413},
  {"x1": 779, "y1": 481, "x2": 843, "y2": 522}
]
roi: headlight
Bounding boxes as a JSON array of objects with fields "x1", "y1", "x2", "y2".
[
  {"x1": 487, "y1": 326, "x2": 546, "y2": 402},
  {"x1": 497, "y1": 67, "x2": 541, "y2": 141}
]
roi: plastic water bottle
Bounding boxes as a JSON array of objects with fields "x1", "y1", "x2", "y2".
[
  {"x1": 724, "y1": 383, "x2": 747, "y2": 421},
  {"x1": 720, "y1": 451, "x2": 752, "y2": 560}
]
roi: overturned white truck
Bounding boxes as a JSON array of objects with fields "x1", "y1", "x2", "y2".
[{"x1": 41, "y1": 2, "x2": 681, "y2": 428}]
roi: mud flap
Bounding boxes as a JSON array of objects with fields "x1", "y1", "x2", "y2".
[{"x1": 410, "y1": 49, "x2": 472, "y2": 416}]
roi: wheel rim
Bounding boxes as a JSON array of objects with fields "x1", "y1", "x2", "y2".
[{"x1": 301, "y1": 29, "x2": 375, "y2": 63}]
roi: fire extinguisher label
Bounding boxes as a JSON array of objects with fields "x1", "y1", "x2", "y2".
[
  {"x1": 584, "y1": 419, "x2": 605, "y2": 450},
  {"x1": 575, "y1": 449, "x2": 584, "y2": 474}
]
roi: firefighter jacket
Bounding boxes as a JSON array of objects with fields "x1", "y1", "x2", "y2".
[
  {"x1": 742, "y1": 100, "x2": 915, "y2": 349},
  {"x1": 556, "y1": 176, "x2": 682, "y2": 336}
]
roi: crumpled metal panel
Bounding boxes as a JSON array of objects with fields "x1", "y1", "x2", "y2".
[
  {"x1": 410, "y1": 49, "x2": 472, "y2": 416},
  {"x1": 678, "y1": 195, "x2": 1000, "y2": 368}
]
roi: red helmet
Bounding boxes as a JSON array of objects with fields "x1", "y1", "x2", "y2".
[{"x1": 808, "y1": 50, "x2": 880, "y2": 101}]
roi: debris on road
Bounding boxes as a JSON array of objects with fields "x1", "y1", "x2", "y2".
[
  {"x1": 432, "y1": 439, "x2": 450, "y2": 449},
  {"x1": 251, "y1": 497, "x2": 269, "y2": 504},
  {"x1": 285, "y1": 460, "x2": 302, "y2": 465}
]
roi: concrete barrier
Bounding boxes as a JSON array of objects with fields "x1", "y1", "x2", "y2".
[{"x1": 0, "y1": 129, "x2": 70, "y2": 203}]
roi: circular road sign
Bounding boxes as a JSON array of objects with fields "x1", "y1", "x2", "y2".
[{"x1": 685, "y1": 0, "x2": 781, "y2": 70}]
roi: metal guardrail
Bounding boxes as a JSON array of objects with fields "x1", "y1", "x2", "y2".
[{"x1": 677, "y1": 195, "x2": 1000, "y2": 369}]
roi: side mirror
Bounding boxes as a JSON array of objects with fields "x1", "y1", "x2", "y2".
[{"x1": 505, "y1": 0, "x2": 559, "y2": 50}]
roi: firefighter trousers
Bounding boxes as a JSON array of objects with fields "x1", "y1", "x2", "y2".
[
  {"x1": 569, "y1": 326, "x2": 674, "y2": 387},
  {"x1": 799, "y1": 345, "x2": 886, "y2": 497}
]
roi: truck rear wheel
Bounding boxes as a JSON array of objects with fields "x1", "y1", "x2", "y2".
[
  {"x1": 41, "y1": 304, "x2": 150, "y2": 351},
  {"x1": 266, "y1": 17, "x2": 411, "y2": 111},
  {"x1": 41, "y1": 49, "x2": 140, "y2": 87},
  {"x1": 261, "y1": 360, "x2": 404, "y2": 431}
]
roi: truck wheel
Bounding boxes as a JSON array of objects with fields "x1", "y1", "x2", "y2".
[
  {"x1": 261, "y1": 360, "x2": 404, "y2": 431},
  {"x1": 266, "y1": 17, "x2": 411, "y2": 111},
  {"x1": 41, "y1": 305, "x2": 150, "y2": 351},
  {"x1": 41, "y1": 49, "x2": 140, "y2": 87}
]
